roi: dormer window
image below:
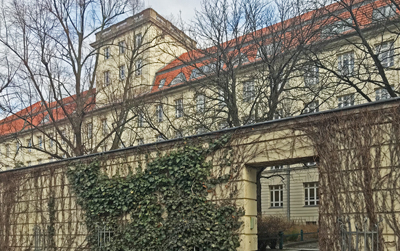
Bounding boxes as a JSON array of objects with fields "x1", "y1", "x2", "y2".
[
  {"x1": 321, "y1": 19, "x2": 352, "y2": 38},
  {"x1": 170, "y1": 73, "x2": 185, "y2": 86},
  {"x1": 158, "y1": 79, "x2": 166, "y2": 88},
  {"x1": 190, "y1": 68, "x2": 202, "y2": 80},
  {"x1": 372, "y1": 4, "x2": 396, "y2": 22}
]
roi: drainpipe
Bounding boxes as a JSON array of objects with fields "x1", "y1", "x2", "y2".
[{"x1": 287, "y1": 168, "x2": 291, "y2": 220}]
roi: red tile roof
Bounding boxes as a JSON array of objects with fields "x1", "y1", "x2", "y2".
[
  {"x1": 152, "y1": 0, "x2": 396, "y2": 93},
  {"x1": 0, "y1": 89, "x2": 96, "y2": 137}
]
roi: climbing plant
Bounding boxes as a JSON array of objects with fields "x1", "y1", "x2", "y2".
[{"x1": 68, "y1": 138, "x2": 243, "y2": 250}]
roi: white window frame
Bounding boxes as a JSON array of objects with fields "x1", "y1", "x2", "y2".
[
  {"x1": 170, "y1": 73, "x2": 185, "y2": 86},
  {"x1": 104, "y1": 47, "x2": 110, "y2": 60},
  {"x1": 338, "y1": 52, "x2": 354, "y2": 76},
  {"x1": 27, "y1": 139, "x2": 32, "y2": 152},
  {"x1": 243, "y1": 81, "x2": 255, "y2": 102},
  {"x1": 376, "y1": 41, "x2": 394, "y2": 68},
  {"x1": 304, "y1": 65, "x2": 319, "y2": 86},
  {"x1": 304, "y1": 182, "x2": 319, "y2": 206},
  {"x1": 138, "y1": 112, "x2": 145, "y2": 127},
  {"x1": 135, "y1": 33, "x2": 142, "y2": 47},
  {"x1": 86, "y1": 123, "x2": 93, "y2": 140},
  {"x1": 375, "y1": 88, "x2": 391, "y2": 101},
  {"x1": 38, "y1": 136, "x2": 42, "y2": 150},
  {"x1": 270, "y1": 185, "x2": 283, "y2": 207},
  {"x1": 175, "y1": 99, "x2": 183, "y2": 118},
  {"x1": 156, "y1": 134, "x2": 165, "y2": 142},
  {"x1": 119, "y1": 65, "x2": 125, "y2": 80},
  {"x1": 304, "y1": 101, "x2": 319, "y2": 114},
  {"x1": 102, "y1": 119, "x2": 108, "y2": 135},
  {"x1": 104, "y1": 71, "x2": 110, "y2": 87},
  {"x1": 338, "y1": 94, "x2": 355, "y2": 108},
  {"x1": 136, "y1": 59, "x2": 142, "y2": 76},
  {"x1": 118, "y1": 41, "x2": 125, "y2": 54},
  {"x1": 196, "y1": 94, "x2": 205, "y2": 113},
  {"x1": 156, "y1": 104, "x2": 163, "y2": 123}
]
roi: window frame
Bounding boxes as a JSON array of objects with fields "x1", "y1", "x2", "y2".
[
  {"x1": 175, "y1": 99, "x2": 184, "y2": 118},
  {"x1": 119, "y1": 65, "x2": 125, "y2": 80},
  {"x1": 156, "y1": 104, "x2": 163, "y2": 123},
  {"x1": 270, "y1": 185, "x2": 284, "y2": 208},
  {"x1": 304, "y1": 182, "x2": 319, "y2": 206},
  {"x1": 376, "y1": 41, "x2": 394, "y2": 68},
  {"x1": 338, "y1": 94, "x2": 355, "y2": 108},
  {"x1": 337, "y1": 52, "x2": 354, "y2": 76},
  {"x1": 118, "y1": 41, "x2": 126, "y2": 54},
  {"x1": 243, "y1": 81, "x2": 255, "y2": 102}
]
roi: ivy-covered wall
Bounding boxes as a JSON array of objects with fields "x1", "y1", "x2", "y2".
[
  {"x1": 0, "y1": 119, "x2": 318, "y2": 251},
  {"x1": 68, "y1": 143, "x2": 243, "y2": 250}
]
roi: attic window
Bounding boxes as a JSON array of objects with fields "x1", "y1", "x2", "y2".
[
  {"x1": 372, "y1": 4, "x2": 397, "y2": 22},
  {"x1": 321, "y1": 19, "x2": 352, "y2": 38},
  {"x1": 42, "y1": 114, "x2": 50, "y2": 124},
  {"x1": 170, "y1": 73, "x2": 185, "y2": 86},
  {"x1": 158, "y1": 79, "x2": 166, "y2": 88}
]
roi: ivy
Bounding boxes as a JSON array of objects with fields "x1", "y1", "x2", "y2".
[{"x1": 67, "y1": 140, "x2": 243, "y2": 251}]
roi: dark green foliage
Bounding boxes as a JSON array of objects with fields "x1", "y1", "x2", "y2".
[{"x1": 67, "y1": 142, "x2": 243, "y2": 251}]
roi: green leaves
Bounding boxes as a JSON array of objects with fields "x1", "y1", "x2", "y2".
[{"x1": 68, "y1": 138, "x2": 242, "y2": 250}]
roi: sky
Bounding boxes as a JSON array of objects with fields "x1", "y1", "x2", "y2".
[{"x1": 143, "y1": 0, "x2": 202, "y2": 24}]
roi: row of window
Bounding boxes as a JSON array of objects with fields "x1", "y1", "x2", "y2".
[
  {"x1": 103, "y1": 33, "x2": 142, "y2": 60},
  {"x1": 270, "y1": 182, "x2": 319, "y2": 208},
  {"x1": 103, "y1": 60, "x2": 142, "y2": 87}
]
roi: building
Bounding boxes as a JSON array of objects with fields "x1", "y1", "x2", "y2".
[{"x1": 0, "y1": 0, "x2": 399, "y2": 227}]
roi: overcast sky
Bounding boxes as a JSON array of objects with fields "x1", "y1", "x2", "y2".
[{"x1": 143, "y1": 0, "x2": 202, "y2": 24}]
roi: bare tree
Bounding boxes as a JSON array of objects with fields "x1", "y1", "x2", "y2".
[{"x1": 0, "y1": 0, "x2": 143, "y2": 159}]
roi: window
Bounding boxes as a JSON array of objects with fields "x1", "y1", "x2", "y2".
[
  {"x1": 321, "y1": 19, "x2": 352, "y2": 38},
  {"x1": 61, "y1": 130, "x2": 66, "y2": 145},
  {"x1": 271, "y1": 165, "x2": 283, "y2": 170},
  {"x1": 304, "y1": 182, "x2": 319, "y2": 206},
  {"x1": 135, "y1": 33, "x2": 142, "y2": 47},
  {"x1": 38, "y1": 159, "x2": 42, "y2": 165},
  {"x1": 338, "y1": 52, "x2": 354, "y2": 76},
  {"x1": 196, "y1": 127, "x2": 207, "y2": 134},
  {"x1": 16, "y1": 141, "x2": 20, "y2": 153},
  {"x1": 138, "y1": 112, "x2": 144, "y2": 127},
  {"x1": 376, "y1": 41, "x2": 394, "y2": 68},
  {"x1": 86, "y1": 123, "x2": 93, "y2": 139},
  {"x1": 104, "y1": 47, "x2": 110, "y2": 60},
  {"x1": 175, "y1": 99, "x2": 183, "y2": 118},
  {"x1": 156, "y1": 104, "x2": 163, "y2": 122},
  {"x1": 118, "y1": 41, "x2": 126, "y2": 54},
  {"x1": 376, "y1": 88, "x2": 391, "y2": 101},
  {"x1": 119, "y1": 65, "x2": 125, "y2": 80},
  {"x1": 338, "y1": 94, "x2": 355, "y2": 108},
  {"x1": 257, "y1": 43, "x2": 280, "y2": 59},
  {"x1": 170, "y1": 73, "x2": 185, "y2": 86},
  {"x1": 38, "y1": 136, "x2": 42, "y2": 150},
  {"x1": 158, "y1": 79, "x2": 166, "y2": 89},
  {"x1": 190, "y1": 68, "x2": 202, "y2": 80},
  {"x1": 175, "y1": 130, "x2": 183, "y2": 138},
  {"x1": 304, "y1": 101, "x2": 319, "y2": 114},
  {"x1": 196, "y1": 94, "x2": 205, "y2": 113},
  {"x1": 104, "y1": 71, "x2": 110, "y2": 87},
  {"x1": 304, "y1": 65, "x2": 319, "y2": 86},
  {"x1": 49, "y1": 136, "x2": 54, "y2": 148},
  {"x1": 27, "y1": 139, "x2": 32, "y2": 152},
  {"x1": 138, "y1": 138, "x2": 144, "y2": 145},
  {"x1": 102, "y1": 145, "x2": 107, "y2": 152},
  {"x1": 270, "y1": 185, "x2": 283, "y2": 207},
  {"x1": 219, "y1": 121, "x2": 228, "y2": 130},
  {"x1": 218, "y1": 89, "x2": 226, "y2": 108},
  {"x1": 243, "y1": 81, "x2": 255, "y2": 102},
  {"x1": 273, "y1": 109, "x2": 283, "y2": 120},
  {"x1": 27, "y1": 161, "x2": 32, "y2": 167},
  {"x1": 136, "y1": 59, "x2": 142, "y2": 76},
  {"x1": 156, "y1": 134, "x2": 165, "y2": 142},
  {"x1": 372, "y1": 4, "x2": 396, "y2": 22},
  {"x1": 102, "y1": 119, "x2": 108, "y2": 135}
]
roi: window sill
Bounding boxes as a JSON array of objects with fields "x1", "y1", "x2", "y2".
[
  {"x1": 269, "y1": 206, "x2": 284, "y2": 209},
  {"x1": 303, "y1": 205, "x2": 319, "y2": 207}
]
